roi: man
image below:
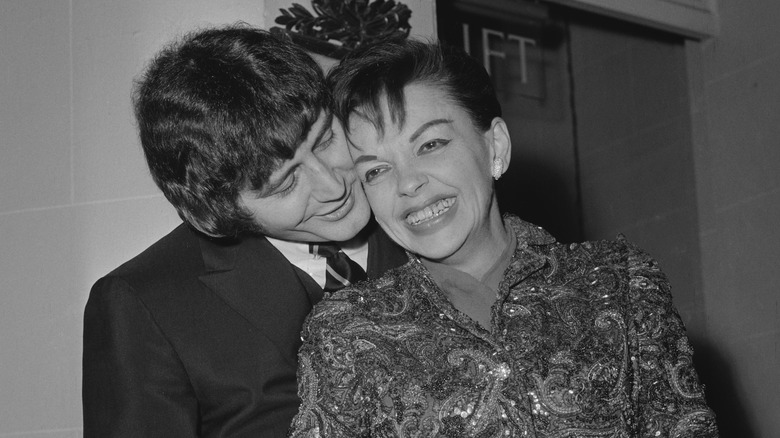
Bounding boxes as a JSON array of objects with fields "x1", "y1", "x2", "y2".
[{"x1": 82, "y1": 25, "x2": 406, "y2": 437}]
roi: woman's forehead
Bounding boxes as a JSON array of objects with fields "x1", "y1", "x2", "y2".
[{"x1": 349, "y1": 84, "x2": 458, "y2": 134}]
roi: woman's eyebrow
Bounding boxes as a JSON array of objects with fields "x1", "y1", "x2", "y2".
[
  {"x1": 353, "y1": 155, "x2": 378, "y2": 165},
  {"x1": 409, "y1": 119, "x2": 453, "y2": 143}
]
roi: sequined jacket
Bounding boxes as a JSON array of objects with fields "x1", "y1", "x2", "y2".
[{"x1": 290, "y1": 216, "x2": 718, "y2": 437}]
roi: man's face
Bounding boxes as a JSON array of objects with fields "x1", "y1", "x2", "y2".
[{"x1": 239, "y1": 112, "x2": 371, "y2": 242}]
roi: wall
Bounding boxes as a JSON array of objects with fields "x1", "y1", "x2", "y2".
[
  {"x1": 0, "y1": 1, "x2": 435, "y2": 436},
  {"x1": 687, "y1": 1, "x2": 780, "y2": 436}
]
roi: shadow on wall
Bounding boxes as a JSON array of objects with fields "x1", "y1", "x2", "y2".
[
  {"x1": 496, "y1": 156, "x2": 582, "y2": 244},
  {"x1": 497, "y1": 159, "x2": 754, "y2": 436},
  {"x1": 691, "y1": 338, "x2": 757, "y2": 437}
]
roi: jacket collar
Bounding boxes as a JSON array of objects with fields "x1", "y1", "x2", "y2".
[
  {"x1": 196, "y1": 231, "x2": 322, "y2": 307},
  {"x1": 197, "y1": 233, "x2": 242, "y2": 273},
  {"x1": 195, "y1": 231, "x2": 321, "y2": 365}
]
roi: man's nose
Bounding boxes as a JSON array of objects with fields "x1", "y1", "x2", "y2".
[
  {"x1": 309, "y1": 158, "x2": 348, "y2": 201},
  {"x1": 321, "y1": 137, "x2": 355, "y2": 171}
]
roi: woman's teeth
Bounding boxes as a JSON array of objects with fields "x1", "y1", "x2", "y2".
[{"x1": 405, "y1": 198, "x2": 455, "y2": 225}]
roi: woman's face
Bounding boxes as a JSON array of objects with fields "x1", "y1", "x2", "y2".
[{"x1": 347, "y1": 83, "x2": 510, "y2": 265}]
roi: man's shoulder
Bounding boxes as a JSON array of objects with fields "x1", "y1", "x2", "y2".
[
  {"x1": 87, "y1": 224, "x2": 207, "y2": 307},
  {"x1": 105, "y1": 223, "x2": 203, "y2": 282},
  {"x1": 93, "y1": 224, "x2": 293, "y2": 299}
]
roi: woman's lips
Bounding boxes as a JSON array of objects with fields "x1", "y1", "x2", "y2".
[{"x1": 405, "y1": 197, "x2": 456, "y2": 226}]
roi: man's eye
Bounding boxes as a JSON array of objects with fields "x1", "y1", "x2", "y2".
[
  {"x1": 419, "y1": 139, "x2": 450, "y2": 154},
  {"x1": 274, "y1": 174, "x2": 298, "y2": 196},
  {"x1": 314, "y1": 131, "x2": 334, "y2": 152}
]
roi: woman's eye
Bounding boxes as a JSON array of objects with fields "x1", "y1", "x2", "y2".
[
  {"x1": 419, "y1": 139, "x2": 450, "y2": 154},
  {"x1": 364, "y1": 167, "x2": 388, "y2": 183}
]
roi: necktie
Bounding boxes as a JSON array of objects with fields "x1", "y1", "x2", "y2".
[{"x1": 309, "y1": 243, "x2": 367, "y2": 292}]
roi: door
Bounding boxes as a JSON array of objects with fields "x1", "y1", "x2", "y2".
[{"x1": 437, "y1": 0, "x2": 582, "y2": 242}]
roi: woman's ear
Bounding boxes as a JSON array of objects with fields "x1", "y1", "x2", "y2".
[{"x1": 487, "y1": 117, "x2": 512, "y2": 174}]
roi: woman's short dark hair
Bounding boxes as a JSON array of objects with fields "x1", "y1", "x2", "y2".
[
  {"x1": 134, "y1": 24, "x2": 329, "y2": 237},
  {"x1": 328, "y1": 38, "x2": 500, "y2": 135}
]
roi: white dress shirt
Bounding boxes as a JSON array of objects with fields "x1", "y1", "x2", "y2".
[{"x1": 265, "y1": 236, "x2": 369, "y2": 289}]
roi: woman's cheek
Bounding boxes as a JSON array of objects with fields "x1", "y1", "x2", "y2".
[{"x1": 367, "y1": 191, "x2": 391, "y2": 221}]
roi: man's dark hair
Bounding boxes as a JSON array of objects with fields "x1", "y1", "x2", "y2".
[
  {"x1": 134, "y1": 24, "x2": 330, "y2": 237},
  {"x1": 328, "y1": 38, "x2": 501, "y2": 135}
]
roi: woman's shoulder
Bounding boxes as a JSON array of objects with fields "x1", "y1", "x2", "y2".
[
  {"x1": 544, "y1": 235, "x2": 675, "y2": 311},
  {"x1": 538, "y1": 229, "x2": 653, "y2": 268},
  {"x1": 504, "y1": 214, "x2": 652, "y2": 265},
  {"x1": 304, "y1": 262, "x2": 418, "y2": 329},
  {"x1": 510, "y1": 219, "x2": 669, "y2": 296}
]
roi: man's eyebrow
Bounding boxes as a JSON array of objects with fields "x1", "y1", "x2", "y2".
[
  {"x1": 257, "y1": 165, "x2": 296, "y2": 197},
  {"x1": 409, "y1": 118, "x2": 453, "y2": 143},
  {"x1": 257, "y1": 113, "x2": 333, "y2": 197}
]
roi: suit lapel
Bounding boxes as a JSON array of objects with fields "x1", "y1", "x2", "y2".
[
  {"x1": 290, "y1": 264, "x2": 324, "y2": 306},
  {"x1": 194, "y1": 222, "x2": 404, "y2": 363},
  {"x1": 197, "y1": 234, "x2": 315, "y2": 364}
]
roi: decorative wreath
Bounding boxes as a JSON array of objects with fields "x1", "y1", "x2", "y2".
[{"x1": 274, "y1": 0, "x2": 411, "y2": 57}]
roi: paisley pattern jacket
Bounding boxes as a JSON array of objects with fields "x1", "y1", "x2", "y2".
[{"x1": 290, "y1": 216, "x2": 718, "y2": 437}]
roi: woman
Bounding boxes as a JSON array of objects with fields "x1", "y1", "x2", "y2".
[{"x1": 289, "y1": 39, "x2": 718, "y2": 437}]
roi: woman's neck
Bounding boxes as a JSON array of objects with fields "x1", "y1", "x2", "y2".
[
  {"x1": 419, "y1": 210, "x2": 515, "y2": 330},
  {"x1": 424, "y1": 207, "x2": 512, "y2": 281}
]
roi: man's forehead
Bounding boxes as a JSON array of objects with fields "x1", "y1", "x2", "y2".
[
  {"x1": 252, "y1": 111, "x2": 332, "y2": 196},
  {"x1": 304, "y1": 110, "x2": 332, "y2": 141}
]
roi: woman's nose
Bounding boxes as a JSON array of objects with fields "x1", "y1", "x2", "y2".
[{"x1": 396, "y1": 166, "x2": 428, "y2": 196}]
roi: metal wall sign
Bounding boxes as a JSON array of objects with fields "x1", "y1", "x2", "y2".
[{"x1": 438, "y1": 0, "x2": 565, "y2": 103}]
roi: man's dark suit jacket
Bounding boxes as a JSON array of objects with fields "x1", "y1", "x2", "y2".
[{"x1": 82, "y1": 222, "x2": 406, "y2": 437}]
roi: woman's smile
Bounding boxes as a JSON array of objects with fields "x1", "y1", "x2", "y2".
[{"x1": 404, "y1": 197, "x2": 456, "y2": 226}]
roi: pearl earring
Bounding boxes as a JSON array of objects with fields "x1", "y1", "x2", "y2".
[{"x1": 492, "y1": 158, "x2": 504, "y2": 180}]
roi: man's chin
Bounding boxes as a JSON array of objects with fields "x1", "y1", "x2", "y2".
[{"x1": 318, "y1": 215, "x2": 370, "y2": 242}]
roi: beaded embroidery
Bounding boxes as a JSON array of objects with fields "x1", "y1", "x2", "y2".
[{"x1": 290, "y1": 216, "x2": 718, "y2": 437}]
